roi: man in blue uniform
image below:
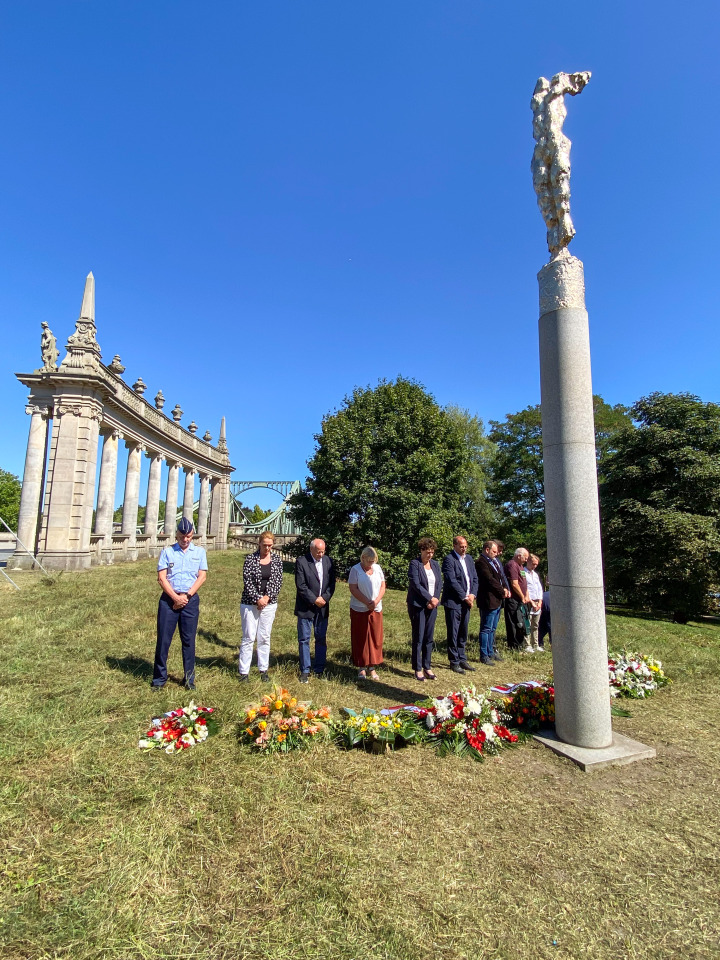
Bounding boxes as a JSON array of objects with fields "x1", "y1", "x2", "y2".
[{"x1": 152, "y1": 517, "x2": 208, "y2": 690}]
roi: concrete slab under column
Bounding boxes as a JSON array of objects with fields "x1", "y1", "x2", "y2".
[{"x1": 533, "y1": 730, "x2": 656, "y2": 771}]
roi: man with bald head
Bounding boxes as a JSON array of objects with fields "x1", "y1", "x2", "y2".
[
  {"x1": 294, "y1": 538, "x2": 336, "y2": 682},
  {"x1": 504, "y1": 547, "x2": 530, "y2": 651}
]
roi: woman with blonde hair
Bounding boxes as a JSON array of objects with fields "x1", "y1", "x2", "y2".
[
  {"x1": 239, "y1": 531, "x2": 283, "y2": 682},
  {"x1": 348, "y1": 546, "x2": 386, "y2": 681}
]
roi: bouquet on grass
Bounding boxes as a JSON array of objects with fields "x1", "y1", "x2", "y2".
[
  {"x1": 332, "y1": 707, "x2": 425, "y2": 753},
  {"x1": 493, "y1": 682, "x2": 555, "y2": 732},
  {"x1": 608, "y1": 651, "x2": 671, "y2": 698},
  {"x1": 139, "y1": 701, "x2": 219, "y2": 754},
  {"x1": 415, "y1": 686, "x2": 518, "y2": 761},
  {"x1": 242, "y1": 687, "x2": 331, "y2": 752}
]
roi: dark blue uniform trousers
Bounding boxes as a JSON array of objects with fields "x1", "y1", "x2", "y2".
[{"x1": 153, "y1": 592, "x2": 199, "y2": 687}]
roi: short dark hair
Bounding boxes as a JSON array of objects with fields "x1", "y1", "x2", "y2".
[
  {"x1": 482, "y1": 540, "x2": 496, "y2": 551},
  {"x1": 495, "y1": 540, "x2": 505, "y2": 552},
  {"x1": 418, "y1": 536, "x2": 437, "y2": 552}
]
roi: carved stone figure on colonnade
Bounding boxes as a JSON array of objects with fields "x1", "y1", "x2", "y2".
[{"x1": 39, "y1": 322, "x2": 59, "y2": 372}]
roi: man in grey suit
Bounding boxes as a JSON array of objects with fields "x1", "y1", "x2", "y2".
[{"x1": 294, "y1": 538, "x2": 336, "y2": 682}]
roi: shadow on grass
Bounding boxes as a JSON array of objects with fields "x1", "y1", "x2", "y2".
[
  {"x1": 198, "y1": 628, "x2": 236, "y2": 649},
  {"x1": 106, "y1": 655, "x2": 153, "y2": 680},
  {"x1": 195, "y1": 654, "x2": 238, "y2": 674},
  {"x1": 607, "y1": 606, "x2": 704, "y2": 627}
]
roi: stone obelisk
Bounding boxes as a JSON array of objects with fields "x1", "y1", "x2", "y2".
[{"x1": 530, "y1": 73, "x2": 654, "y2": 766}]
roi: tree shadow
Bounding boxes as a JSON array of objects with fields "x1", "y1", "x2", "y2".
[{"x1": 606, "y1": 606, "x2": 701, "y2": 626}]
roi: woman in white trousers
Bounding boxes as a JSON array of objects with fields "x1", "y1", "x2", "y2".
[{"x1": 239, "y1": 531, "x2": 284, "y2": 681}]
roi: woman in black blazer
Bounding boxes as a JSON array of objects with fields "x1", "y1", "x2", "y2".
[{"x1": 406, "y1": 536, "x2": 443, "y2": 682}]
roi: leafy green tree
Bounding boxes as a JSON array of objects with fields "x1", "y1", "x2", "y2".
[
  {"x1": 443, "y1": 405, "x2": 497, "y2": 540},
  {"x1": 289, "y1": 378, "x2": 476, "y2": 586},
  {"x1": 243, "y1": 503, "x2": 274, "y2": 525},
  {"x1": 601, "y1": 392, "x2": 720, "y2": 622},
  {"x1": 0, "y1": 469, "x2": 22, "y2": 532},
  {"x1": 487, "y1": 396, "x2": 632, "y2": 557}
]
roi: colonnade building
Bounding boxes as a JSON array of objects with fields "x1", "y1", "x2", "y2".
[{"x1": 11, "y1": 273, "x2": 233, "y2": 571}]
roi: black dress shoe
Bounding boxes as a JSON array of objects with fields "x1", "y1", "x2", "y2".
[
  {"x1": 451, "y1": 664, "x2": 466, "y2": 674},
  {"x1": 260, "y1": 672, "x2": 271, "y2": 683},
  {"x1": 492, "y1": 653, "x2": 504, "y2": 661},
  {"x1": 459, "y1": 662, "x2": 476, "y2": 672},
  {"x1": 480, "y1": 657, "x2": 496, "y2": 666},
  {"x1": 238, "y1": 674, "x2": 249, "y2": 683}
]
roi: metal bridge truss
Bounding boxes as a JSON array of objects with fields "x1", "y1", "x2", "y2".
[{"x1": 229, "y1": 480, "x2": 302, "y2": 536}]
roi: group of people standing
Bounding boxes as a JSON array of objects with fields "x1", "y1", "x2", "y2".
[{"x1": 149, "y1": 521, "x2": 550, "y2": 690}]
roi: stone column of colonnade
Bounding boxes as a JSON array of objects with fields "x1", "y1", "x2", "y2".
[
  {"x1": 35, "y1": 400, "x2": 103, "y2": 569},
  {"x1": 94, "y1": 428, "x2": 121, "y2": 561},
  {"x1": 12, "y1": 404, "x2": 52, "y2": 567},
  {"x1": 121, "y1": 441, "x2": 143, "y2": 558},
  {"x1": 164, "y1": 462, "x2": 180, "y2": 536},
  {"x1": 183, "y1": 467, "x2": 196, "y2": 522},
  {"x1": 197, "y1": 473, "x2": 210, "y2": 540},
  {"x1": 208, "y1": 475, "x2": 230, "y2": 549},
  {"x1": 144, "y1": 453, "x2": 164, "y2": 547}
]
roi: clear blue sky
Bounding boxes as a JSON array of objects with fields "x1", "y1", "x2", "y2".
[{"x1": 1, "y1": 1, "x2": 717, "y2": 510}]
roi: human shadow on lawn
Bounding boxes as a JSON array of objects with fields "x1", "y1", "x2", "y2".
[
  {"x1": 198, "y1": 628, "x2": 236, "y2": 649},
  {"x1": 106, "y1": 655, "x2": 154, "y2": 680},
  {"x1": 270, "y1": 651, "x2": 426, "y2": 705}
]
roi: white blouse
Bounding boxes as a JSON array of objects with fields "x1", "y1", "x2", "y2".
[
  {"x1": 425, "y1": 566, "x2": 436, "y2": 598},
  {"x1": 348, "y1": 562, "x2": 385, "y2": 612}
]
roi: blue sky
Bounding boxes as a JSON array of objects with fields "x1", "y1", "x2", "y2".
[{"x1": 1, "y1": 1, "x2": 717, "y2": 511}]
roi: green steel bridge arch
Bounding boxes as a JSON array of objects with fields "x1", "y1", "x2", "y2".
[{"x1": 229, "y1": 480, "x2": 302, "y2": 536}]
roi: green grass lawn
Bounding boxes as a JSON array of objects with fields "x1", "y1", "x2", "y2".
[{"x1": 1, "y1": 551, "x2": 719, "y2": 960}]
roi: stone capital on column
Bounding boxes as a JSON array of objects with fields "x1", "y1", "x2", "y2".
[{"x1": 25, "y1": 403, "x2": 52, "y2": 419}]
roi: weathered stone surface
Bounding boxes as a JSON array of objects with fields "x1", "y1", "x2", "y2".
[
  {"x1": 12, "y1": 273, "x2": 233, "y2": 570},
  {"x1": 533, "y1": 731, "x2": 657, "y2": 771}
]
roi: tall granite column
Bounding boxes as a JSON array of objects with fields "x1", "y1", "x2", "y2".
[
  {"x1": 538, "y1": 253, "x2": 612, "y2": 748},
  {"x1": 11, "y1": 403, "x2": 51, "y2": 568},
  {"x1": 197, "y1": 473, "x2": 210, "y2": 541},
  {"x1": 164, "y1": 462, "x2": 180, "y2": 536},
  {"x1": 144, "y1": 453, "x2": 163, "y2": 548},
  {"x1": 94, "y1": 429, "x2": 120, "y2": 552},
  {"x1": 121, "y1": 441, "x2": 143, "y2": 558},
  {"x1": 183, "y1": 467, "x2": 195, "y2": 522}
]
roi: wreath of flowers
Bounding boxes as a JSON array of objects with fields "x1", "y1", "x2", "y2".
[
  {"x1": 139, "y1": 701, "x2": 219, "y2": 754},
  {"x1": 242, "y1": 687, "x2": 331, "y2": 752},
  {"x1": 608, "y1": 651, "x2": 671, "y2": 698},
  {"x1": 493, "y1": 682, "x2": 555, "y2": 732},
  {"x1": 415, "y1": 686, "x2": 518, "y2": 761},
  {"x1": 333, "y1": 707, "x2": 425, "y2": 752}
]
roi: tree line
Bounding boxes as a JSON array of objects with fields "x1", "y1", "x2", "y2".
[
  {"x1": 289, "y1": 378, "x2": 720, "y2": 622},
  {"x1": 3, "y1": 379, "x2": 718, "y2": 621}
]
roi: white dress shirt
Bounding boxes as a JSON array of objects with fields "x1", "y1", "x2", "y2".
[{"x1": 454, "y1": 550, "x2": 471, "y2": 598}]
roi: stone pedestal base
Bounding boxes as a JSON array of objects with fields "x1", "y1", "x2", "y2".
[
  {"x1": 533, "y1": 730, "x2": 656, "y2": 771},
  {"x1": 36, "y1": 550, "x2": 92, "y2": 571}
]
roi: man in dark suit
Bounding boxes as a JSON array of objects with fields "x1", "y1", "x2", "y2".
[
  {"x1": 441, "y1": 535, "x2": 479, "y2": 674},
  {"x1": 475, "y1": 539, "x2": 510, "y2": 665},
  {"x1": 294, "y1": 538, "x2": 336, "y2": 682}
]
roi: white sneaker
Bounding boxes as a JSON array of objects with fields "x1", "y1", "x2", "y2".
[{"x1": 523, "y1": 647, "x2": 534, "y2": 654}]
